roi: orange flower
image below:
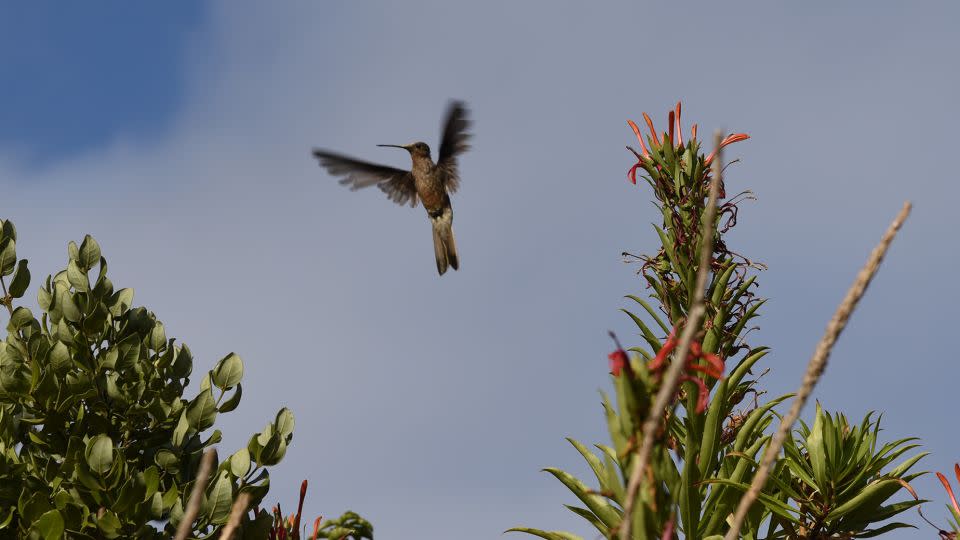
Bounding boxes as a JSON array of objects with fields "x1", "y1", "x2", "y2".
[
  {"x1": 704, "y1": 133, "x2": 750, "y2": 166},
  {"x1": 937, "y1": 464, "x2": 960, "y2": 517}
]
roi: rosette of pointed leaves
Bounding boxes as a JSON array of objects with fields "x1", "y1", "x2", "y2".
[
  {"x1": 711, "y1": 404, "x2": 925, "y2": 538},
  {"x1": 0, "y1": 219, "x2": 294, "y2": 538}
]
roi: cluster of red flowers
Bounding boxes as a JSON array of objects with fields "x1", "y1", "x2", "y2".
[
  {"x1": 608, "y1": 327, "x2": 725, "y2": 414},
  {"x1": 625, "y1": 101, "x2": 749, "y2": 185}
]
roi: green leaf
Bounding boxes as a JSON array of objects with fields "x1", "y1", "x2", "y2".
[
  {"x1": 8, "y1": 306, "x2": 34, "y2": 329},
  {"x1": 806, "y1": 403, "x2": 828, "y2": 489},
  {"x1": 115, "y1": 334, "x2": 141, "y2": 371},
  {"x1": 563, "y1": 505, "x2": 608, "y2": 536},
  {"x1": 504, "y1": 527, "x2": 584, "y2": 540},
  {"x1": 0, "y1": 220, "x2": 16, "y2": 243},
  {"x1": 143, "y1": 466, "x2": 160, "y2": 501},
  {"x1": 8, "y1": 259, "x2": 30, "y2": 298},
  {"x1": 186, "y1": 388, "x2": 218, "y2": 430},
  {"x1": 172, "y1": 413, "x2": 190, "y2": 447},
  {"x1": 826, "y1": 478, "x2": 904, "y2": 521},
  {"x1": 230, "y1": 448, "x2": 251, "y2": 477},
  {"x1": 108, "y1": 288, "x2": 134, "y2": 316},
  {"x1": 275, "y1": 407, "x2": 295, "y2": 439},
  {"x1": 207, "y1": 471, "x2": 234, "y2": 524},
  {"x1": 625, "y1": 295, "x2": 670, "y2": 333},
  {"x1": 66, "y1": 259, "x2": 89, "y2": 291},
  {"x1": 78, "y1": 235, "x2": 101, "y2": 270},
  {"x1": 218, "y1": 383, "x2": 243, "y2": 413},
  {"x1": 85, "y1": 434, "x2": 114, "y2": 475},
  {"x1": 212, "y1": 352, "x2": 244, "y2": 389},
  {"x1": 32, "y1": 509, "x2": 65, "y2": 540},
  {"x1": 96, "y1": 509, "x2": 121, "y2": 539},
  {"x1": 148, "y1": 322, "x2": 166, "y2": 351},
  {"x1": 543, "y1": 468, "x2": 621, "y2": 529},
  {"x1": 57, "y1": 286, "x2": 80, "y2": 323},
  {"x1": 0, "y1": 238, "x2": 16, "y2": 276}
]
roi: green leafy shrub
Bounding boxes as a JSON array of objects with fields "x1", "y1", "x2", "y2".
[{"x1": 0, "y1": 219, "x2": 294, "y2": 538}]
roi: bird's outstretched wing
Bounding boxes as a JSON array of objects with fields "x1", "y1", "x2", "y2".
[
  {"x1": 312, "y1": 149, "x2": 418, "y2": 207},
  {"x1": 436, "y1": 101, "x2": 471, "y2": 193}
]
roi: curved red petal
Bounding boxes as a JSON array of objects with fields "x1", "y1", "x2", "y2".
[
  {"x1": 939, "y1": 472, "x2": 960, "y2": 515},
  {"x1": 628, "y1": 163, "x2": 641, "y2": 184},
  {"x1": 674, "y1": 102, "x2": 683, "y2": 148},
  {"x1": 668, "y1": 111, "x2": 675, "y2": 147},
  {"x1": 627, "y1": 120, "x2": 651, "y2": 157},
  {"x1": 642, "y1": 112, "x2": 661, "y2": 146}
]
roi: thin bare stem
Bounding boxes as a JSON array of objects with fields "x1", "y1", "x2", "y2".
[
  {"x1": 619, "y1": 132, "x2": 724, "y2": 540},
  {"x1": 219, "y1": 493, "x2": 253, "y2": 540},
  {"x1": 174, "y1": 448, "x2": 218, "y2": 540},
  {"x1": 723, "y1": 201, "x2": 912, "y2": 540}
]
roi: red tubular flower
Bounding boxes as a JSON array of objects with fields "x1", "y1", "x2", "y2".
[
  {"x1": 668, "y1": 110, "x2": 676, "y2": 146},
  {"x1": 312, "y1": 516, "x2": 323, "y2": 540},
  {"x1": 939, "y1": 465, "x2": 960, "y2": 516},
  {"x1": 642, "y1": 112, "x2": 661, "y2": 146},
  {"x1": 681, "y1": 375, "x2": 710, "y2": 413},
  {"x1": 648, "y1": 328, "x2": 677, "y2": 372},
  {"x1": 609, "y1": 349, "x2": 628, "y2": 376},
  {"x1": 704, "y1": 133, "x2": 751, "y2": 166},
  {"x1": 646, "y1": 325, "x2": 726, "y2": 414},
  {"x1": 674, "y1": 102, "x2": 683, "y2": 148},
  {"x1": 661, "y1": 516, "x2": 676, "y2": 540},
  {"x1": 627, "y1": 119, "x2": 651, "y2": 158}
]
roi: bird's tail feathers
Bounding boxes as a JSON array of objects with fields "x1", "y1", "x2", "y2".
[{"x1": 430, "y1": 208, "x2": 458, "y2": 275}]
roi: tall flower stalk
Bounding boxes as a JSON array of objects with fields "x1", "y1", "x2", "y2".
[{"x1": 510, "y1": 103, "x2": 923, "y2": 539}]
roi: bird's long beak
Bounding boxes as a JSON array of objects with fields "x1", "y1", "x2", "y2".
[{"x1": 377, "y1": 144, "x2": 410, "y2": 150}]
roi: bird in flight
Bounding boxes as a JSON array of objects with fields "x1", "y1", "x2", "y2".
[{"x1": 312, "y1": 101, "x2": 472, "y2": 275}]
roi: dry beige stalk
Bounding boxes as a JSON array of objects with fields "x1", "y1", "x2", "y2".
[
  {"x1": 618, "y1": 132, "x2": 725, "y2": 540},
  {"x1": 220, "y1": 492, "x2": 253, "y2": 540},
  {"x1": 174, "y1": 448, "x2": 217, "y2": 540},
  {"x1": 723, "y1": 201, "x2": 912, "y2": 540}
]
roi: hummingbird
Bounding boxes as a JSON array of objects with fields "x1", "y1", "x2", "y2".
[{"x1": 312, "y1": 101, "x2": 471, "y2": 275}]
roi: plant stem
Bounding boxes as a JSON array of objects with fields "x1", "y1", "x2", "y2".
[{"x1": 619, "y1": 132, "x2": 724, "y2": 540}]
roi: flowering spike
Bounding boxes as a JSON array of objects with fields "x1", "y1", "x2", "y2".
[
  {"x1": 627, "y1": 120, "x2": 651, "y2": 158},
  {"x1": 642, "y1": 112, "x2": 661, "y2": 146},
  {"x1": 674, "y1": 102, "x2": 683, "y2": 147},
  {"x1": 668, "y1": 111, "x2": 676, "y2": 146},
  {"x1": 312, "y1": 516, "x2": 323, "y2": 540}
]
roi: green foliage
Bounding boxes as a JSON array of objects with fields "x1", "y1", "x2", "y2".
[{"x1": 0, "y1": 220, "x2": 294, "y2": 538}]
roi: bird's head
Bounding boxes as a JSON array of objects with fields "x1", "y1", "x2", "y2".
[{"x1": 378, "y1": 141, "x2": 431, "y2": 159}]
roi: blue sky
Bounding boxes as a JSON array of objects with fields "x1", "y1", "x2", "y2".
[{"x1": 2, "y1": 2, "x2": 959, "y2": 539}]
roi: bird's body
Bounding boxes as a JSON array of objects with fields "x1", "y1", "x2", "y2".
[{"x1": 312, "y1": 101, "x2": 471, "y2": 275}]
